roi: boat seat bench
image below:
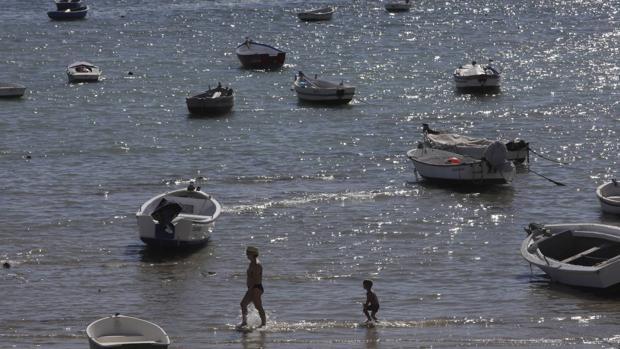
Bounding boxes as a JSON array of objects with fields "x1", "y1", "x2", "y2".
[
  {"x1": 561, "y1": 244, "x2": 610, "y2": 264},
  {"x1": 176, "y1": 213, "x2": 212, "y2": 221},
  {"x1": 96, "y1": 335, "x2": 158, "y2": 345}
]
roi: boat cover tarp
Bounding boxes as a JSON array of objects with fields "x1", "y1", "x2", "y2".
[
  {"x1": 68, "y1": 61, "x2": 96, "y2": 68},
  {"x1": 482, "y1": 141, "x2": 508, "y2": 169},
  {"x1": 455, "y1": 64, "x2": 486, "y2": 76},
  {"x1": 427, "y1": 133, "x2": 494, "y2": 149}
]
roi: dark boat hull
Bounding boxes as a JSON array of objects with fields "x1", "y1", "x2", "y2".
[
  {"x1": 48, "y1": 7, "x2": 87, "y2": 20},
  {"x1": 56, "y1": 0, "x2": 83, "y2": 11},
  {"x1": 237, "y1": 53, "x2": 286, "y2": 70},
  {"x1": 186, "y1": 104, "x2": 233, "y2": 116}
]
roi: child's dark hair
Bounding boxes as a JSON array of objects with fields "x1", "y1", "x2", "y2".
[{"x1": 363, "y1": 280, "x2": 373, "y2": 288}]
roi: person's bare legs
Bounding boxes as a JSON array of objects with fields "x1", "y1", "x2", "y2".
[
  {"x1": 239, "y1": 290, "x2": 252, "y2": 327},
  {"x1": 363, "y1": 305, "x2": 372, "y2": 322},
  {"x1": 251, "y1": 288, "x2": 266, "y2": 327}
]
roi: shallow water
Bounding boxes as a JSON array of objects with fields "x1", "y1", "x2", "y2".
[{"x1": 1, "y1": 0, "x2": 620, "y2": 348}]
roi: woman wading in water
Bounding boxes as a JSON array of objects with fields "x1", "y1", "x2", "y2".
[{"x1": 239, "y1": 246, "x2": 266, "y2": 328}]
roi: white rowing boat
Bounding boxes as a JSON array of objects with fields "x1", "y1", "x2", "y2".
[
  {"x1": 521, "y1": 223, "x2": 620, "y2": 288},
  {"x1": 86, "y1": 314, "x2": 170, "y2": 349},
  {"x1": 596, "y1": 180, "x2": 620, "y2": 214}
]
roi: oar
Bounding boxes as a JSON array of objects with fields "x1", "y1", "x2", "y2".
[{"x1": 529, "y1": 169, "x2": 566, "y2": 186}]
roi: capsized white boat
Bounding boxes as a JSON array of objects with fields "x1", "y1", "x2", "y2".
[
  {"x1": 407, "y1": 143, "x2": 515, "y2": 185},
  {"x1": 596, "y1": 180, "x2": 620, "y2": 214},
  {"x1": 453, "y1": 60, "x2": 500, "y2": 90},
  {"x1": 298, "y1": 6, "x2": 334, "y2": 21},
  {"x1": 0, "y1": 82, "x2": 26, "y2": 98},
  {"x1": 136, "y1": 184, "x2": 222, "y2": 248},
  {"x1": 385, "y1": 1, "x2": 411, "y2": 12},
  {"x1": 422, "y1": 124, "x2": 529, "y2": 164},
  {"x1": 293, "y1": 71, "x2": 355, "y2": 104},
  {"x1": 86, "y1": 314, "x2": 170, "y2": 349},
  {"x1": 521, "y1": 223, "x2": 620, "y2": 288},
  {"x1": 67, "y1": 61, "x2": 101, "y2": 83}
]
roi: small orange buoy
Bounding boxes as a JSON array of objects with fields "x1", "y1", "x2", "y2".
[{"x1": 446, "y1": 157, "x2": 461, "y2": 165}]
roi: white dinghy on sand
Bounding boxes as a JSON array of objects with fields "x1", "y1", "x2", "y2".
[{"x1": 86, "y1": 314, "x2": 170, "y2": 349}]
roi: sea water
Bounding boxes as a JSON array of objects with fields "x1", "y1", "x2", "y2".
[{"x1": 1, "y1": 0, "x2": 620, "y2": 348}]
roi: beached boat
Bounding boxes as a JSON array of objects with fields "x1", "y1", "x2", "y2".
[
  {"x1": 48, "y1": 6, "x2": 88, "y2": 20},
  {"x1": 407, "y1": 143, "x2": 516, "y2": 185},
  {"x1": 136, "y1": 184, "x2": 221, "y2": 248},
  {"x1": 55, "y1": 0, "x2": 83, "y2": 11},
  {"x1": 293, "y1": 71, "x2": 355, "y2": 104},
  {"x1": 385, "y1": 1, "x2": 411, "y2": 12},
  {"x1": 0, "y1": 83, "x2": 26, "y2": 98},
  {"x1": 186, "y1": 83, "x2": 234, "y2": 116},
  {"x1": 521, "y1": 223, "x2": 620, "y2": 288},
  {"x1": 596, "y1": 180, "x2": 620, "y2": 214},
  {"x1": 453, "y1": 60, "x2": 500, "y2": 90},
  {"x1": 298, "y1": 7, "x2": 334, "y2": 21},
  {"x1": 422, "y1": 124, "x2": 529, "y2": 164},
  {"x1": 86, "y1": 314, "x2": 170, "y2": 349},
  {"x1": 236, "y1": 38, "x2": 286, "y2": 70},
  {"x1": 66, "y1": 61, "x2": 100, "y2": 83}
]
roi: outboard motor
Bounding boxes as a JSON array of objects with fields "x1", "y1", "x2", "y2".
[
  {"x1": 151, "y1": 198, "x2": 183, "y2": 238},
  {"x1": 482, "y1": 141, "x2": 508, "y2": 170}
]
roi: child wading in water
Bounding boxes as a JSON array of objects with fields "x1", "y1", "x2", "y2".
[
  {"x1": 362, "y1": 280, "x2": 379, "y2": 323},
  {"x1": 239, "y1": 246, "x2": 266, "y2": 328}
]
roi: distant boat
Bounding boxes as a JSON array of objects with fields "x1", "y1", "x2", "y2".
[
  {"x1": 422, "y1": 124, "x2": 529, "y2": 164},
  {"x1": 385, "y1": 1, "x2": 411, "y2": 12},
  {"x1": 86, "y1": 314, "x2": 170, "y2": 349},
  {"x1": 407, "y1": 144, "x2": 516, "y2": 185},
  {"x1": 186, "y1": 84, "x2": 234, "y2": 116},
  {"x1": 298, "y1": 7, "x2": 334, "y2": 21},
  {"x1": 236, "y1": 38, "x2": 286, "y2": 70},
  {"x1": 48, "y1": 6, "x2": 88, "y2": 20},
  {"x1": 596, "y1": 180, "x2": 620, "y2": 214},
  {"x1": 453, "y1": 60, "x2": 501, "y2": 90},
  {"x1": 0, "y1": 83, "x2": 26, "y2": 98},
  {"x1": 67, "y1": 61, "x2": 101, "y2": 83},
  {"x1": 55, "y1": 0, "x2": 83, "y2": 11},
  {"x1": 521, "y1": 223, "x2": 620, "y2": 288},
  {"x1": 293, "y1": 71, "x2": 355, "y2": 104},
  {"x1": 136, "y1": 185, "x2": 222, "y2": 248}
]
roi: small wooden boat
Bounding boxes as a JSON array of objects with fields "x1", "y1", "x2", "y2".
[
  {"x1": 407, "y1": 144, "x2": 516, "y2": 185},
  {"x1": 521, "y1": 223, "x2": 620, "y2": 288},
  {"x1": 422, "y1": 124, "x2": 529, "y2": 164},
  {"x1": 453, "y1": 60, "x2": 500, "y2": 91},
  {"x1": 385, "y1": 1, "x2": 411, "y2": 12},
  {"x1": 293, "y1": 71, "x2": 355, "y2": 104},
  {"x1": 55, "y1": 0, "x2": 83, "y2": 11},
  {"x1": 236, "y1": 38, "x2": 286, "y2": 70},
  {"x1": 0, "y1": 83, "x2": 26, "y2": 98},
  {"x1": 596, "y1": 180, "x2": 620, "y2": 214},
  {"x1": 186, "y1": 84, "x2": 234, "y2": 116},
  {"x1": 298, "y1": 7, "x2": 334, "y2": 21},
  {"x1": 136, "y1": 184, "x2": 222, "y2": 248},
  {"x1": 86, "y1": 314, "x2": 170, "y2": 349},
  {"x1": 47, "y1": 6, "x2": 88, "y2": 20},
  {"x1": 67, "y1": 61, "x2": 101, "y2": 83}
]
